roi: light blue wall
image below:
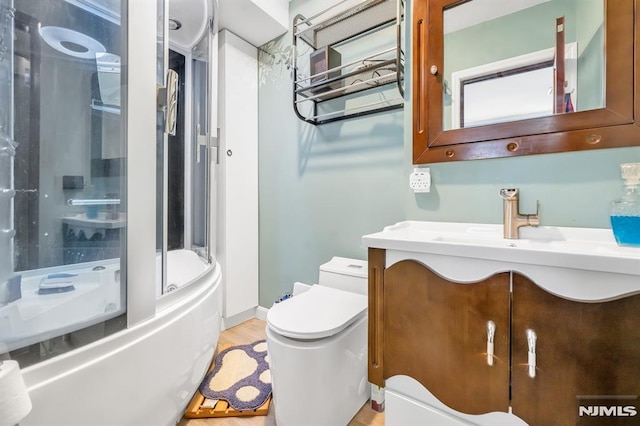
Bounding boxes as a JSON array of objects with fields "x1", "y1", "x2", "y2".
[
  {"x1": 257, "y1": 0, "x2": 640, "y2": 307},
  {"x1": 443, "y1": 0, "x2": 604, "y2": 126}
]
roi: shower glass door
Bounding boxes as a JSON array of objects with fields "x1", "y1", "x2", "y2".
[
  {"x1": 0, "y1": 0, "x2": 127, "y2": 367},
  {"x1": 157, "y1": 0, "x2": 216, "y2": 297}
]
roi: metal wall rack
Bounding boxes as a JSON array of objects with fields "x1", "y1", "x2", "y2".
[{"x1": 293, "y1": 0, "x2": 405, "y2": 125}]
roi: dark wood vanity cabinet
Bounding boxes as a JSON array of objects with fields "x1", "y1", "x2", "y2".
[
  {"x1": 368, "y1": 248, "x2": 640, "y2": 425},
  {"x1": 373, "y1": 255, "x2": 511, "y2": 414},
  {"x1": 511, "y1": 274, "x2": 640, "y2": 426},
  {"x1": 411, "y1": 0, "x2": 640, "y2": 163}
]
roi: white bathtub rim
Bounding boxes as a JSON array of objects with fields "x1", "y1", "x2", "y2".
[
  {"x1": 16, "y1": 258, "x2": 121, "y2": 279},
  {"x1": 22, "y1": 261, "x2": 221, "y2": 391}
]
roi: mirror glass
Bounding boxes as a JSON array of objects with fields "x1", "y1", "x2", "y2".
[{"x1": 443, "y1": 0, "x2": 604, "y2": 130}]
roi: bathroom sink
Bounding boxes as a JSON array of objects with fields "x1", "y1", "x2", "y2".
[{"x1": 362, "y1": 221, "x2": 640, "y2": 300}]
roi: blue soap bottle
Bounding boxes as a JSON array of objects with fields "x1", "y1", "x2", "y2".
[{"x1": 610, "y1": 162, "x2": 640, "y2": 247}]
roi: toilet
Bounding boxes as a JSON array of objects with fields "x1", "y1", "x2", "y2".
[{"x1": 266, "y1": 256, "x2": 369, "y2": 426}]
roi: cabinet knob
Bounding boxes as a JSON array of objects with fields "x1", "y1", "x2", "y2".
[
  {"x1": 586, "y1": 134, "x2": 602, "y2": 145},
  {"x1": 430, "y1": 65, "x2": 438, "y2": 75},
  {"x1": 526, "y1": 329, "x2": 537, "y2": 378},
  {"x1": 486, "y1": 320, "x2": 496, "y2": 366}
]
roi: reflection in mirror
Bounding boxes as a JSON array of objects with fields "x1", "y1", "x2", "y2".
[{"x1": 443, "y1": 0, "x2": 604, "y2": 130}]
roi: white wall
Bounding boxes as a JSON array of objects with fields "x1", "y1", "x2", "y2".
[
  {"x1": 218, "y1": 0, "x2": 288, "y2": 47},
  {"x1": 217, "y1": 30, "x2": 259, "y2": 319}
]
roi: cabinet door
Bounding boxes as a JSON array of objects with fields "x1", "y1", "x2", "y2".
[
  {"x1": 382, "y1": 259, "x2": 510, "y2": 415},
  {"x1": 512, "y1": 274, "x2": 640, "y2": 426}
]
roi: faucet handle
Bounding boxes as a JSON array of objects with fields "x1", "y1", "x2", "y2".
[
  {"x1": 499, "y1": 188, "x2": 519, "y2": 200},
  {"x1": 529, "y1": 200, "x2": 541, "y2": 225}
]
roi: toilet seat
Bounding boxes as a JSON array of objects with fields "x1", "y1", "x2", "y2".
[{"x1": 266, "y1": 285, "x2": 367, "y2": 340}]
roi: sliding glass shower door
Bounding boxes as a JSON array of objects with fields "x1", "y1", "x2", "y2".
[
  {"x1": 157, "y1": 0, "x2": 216, "y2": 297},
  {"x1": 0, "y1": 0, "x2": 216, "y2": 367},
  {"x1": 1, "y1": 0, "x2": 127, "y2": 367}
]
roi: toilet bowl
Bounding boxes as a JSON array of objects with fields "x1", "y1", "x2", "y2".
[{"x1": 266, "y1": 257, "x2": 369, "y2": 426}]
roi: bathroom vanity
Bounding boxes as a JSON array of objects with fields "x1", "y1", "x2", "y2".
[{"x1": 363, "y1": 222, "x2": 640, "y2": 425}]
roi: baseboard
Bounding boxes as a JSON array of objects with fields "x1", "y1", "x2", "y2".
[
  {"x1": 221, "y1": 307, "x2": 256, "y2": 330},
  {"x1": 255, "y1": 305, "x2": 269, "y2": 321},
  {"x1": 221, "y1": 305, "x2": 270, "y2": 330}
]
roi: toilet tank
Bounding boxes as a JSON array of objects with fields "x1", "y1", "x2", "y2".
[{"x1": 318, "y1": 257, "x2": 368, "y2": 295}]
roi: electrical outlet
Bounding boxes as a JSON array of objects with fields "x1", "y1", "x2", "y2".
[{"x1": 409, "y1": 167, "x2": 431, "y2": 193}]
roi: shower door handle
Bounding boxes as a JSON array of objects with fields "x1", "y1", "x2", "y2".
[{"x1": 195, "y1": 126, "x2": 220, "y2": 164}]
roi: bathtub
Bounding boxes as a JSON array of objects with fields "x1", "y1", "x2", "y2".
[
  {"x1": 1, "y1": 261, "x2": 124, "y2": 352},
  {"x1": 19, "y1": 250, "x2": 222, "y2": 426}
]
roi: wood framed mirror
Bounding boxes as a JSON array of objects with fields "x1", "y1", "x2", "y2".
[{"x1": 412, "y1": 0, "x2": 640, "y2": 163}]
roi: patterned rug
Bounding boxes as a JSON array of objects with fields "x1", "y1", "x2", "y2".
[{"x1": 198, "y1": 340, "x2": 272, "y2": 411}]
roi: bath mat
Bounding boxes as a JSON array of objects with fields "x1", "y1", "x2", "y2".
[{"x1": 198, "y1": 340, "x2": 271, "y2": 412}]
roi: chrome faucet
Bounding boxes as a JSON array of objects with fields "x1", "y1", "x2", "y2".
[{"x1": 499, "y1": 188, "x2": 540, "y2": 239}]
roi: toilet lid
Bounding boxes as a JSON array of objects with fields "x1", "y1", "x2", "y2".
[{"x1": 267, "y1": 285, "x2": 367, "y2": 340}]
